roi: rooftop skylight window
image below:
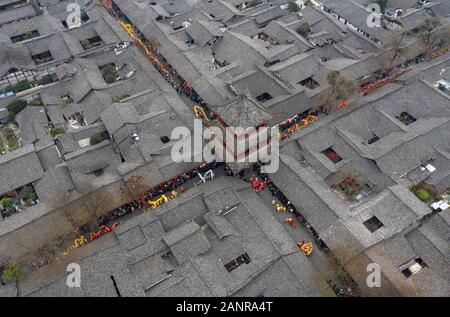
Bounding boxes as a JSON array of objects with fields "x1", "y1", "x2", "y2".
[
  {"x1": 367, "y1": 134, "x2": 380, "y2": 144},
  {"x1": 298, "y1": 77, "x2": 320, "y2": 89},
  {"x1": 80, "y1": 35, "x2": 103, "y2": 50},
  {"x1": 0, "y1": 0, "x2": 27, "y2": 12},
  {"x1": 10, "y1": 30, "x2": 40, "y2": 43},
  {"x1": 256, "y1": 32, "x2": 279, "y2": 46},
  {"x1": 32, "y1": 51, "x2": 54, "y2": 65},
  {"x1": 160, "y1": 136, "x2": 170, "y2": 144},
  {"x1": 322, "y1": 147, "x2": 343, "y2": 163},
  {"x1": 363, "y1": 215, "x2": 384, "y2": 233},
  {"x1": 224, "y1": 253, "x2": 251, "y2": 272},
  {"x1": 401, "y1": 258, "x2": 427, "y2": 278},
  {"x1": 256, "y1": 92, "x2": 273, "y2": 103},
  {"x1": 396, "y1": 112, "x2": 417, "y2": 125}
]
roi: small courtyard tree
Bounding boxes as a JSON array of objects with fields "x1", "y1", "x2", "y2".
[
  {"x1": 416, "y1": 17, "x2": 450, "y2": 53},
  {"x1": 24, "y1": 29, "x2": 34, "y2": 39},
  {"x1": 380, "y1": 31, "x2": 408, "y2": 70},
  {"x1": 12, "y1": 80, "x2": 31, "y2": 93},
  {"x1": 376, "y1": 0, "x2": 388, "y2": 12},
  {"x1": 297, "y1": 23, "x2": 311, "y2": 38},
  {"x1": 288, "y1": 2, "x2": 300, "y2": 12},
  {"x1": 326, "y1": 71, "x2": 360, "y2": 109},
  {"x1": 101, "y1": 65, "x2": 119, "y2": 84},
  {"x1": 6, "y1": 99, "x2": 27, "y2": 115}
]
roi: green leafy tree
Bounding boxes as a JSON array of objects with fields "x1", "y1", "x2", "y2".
[
  {"x1": 1, "y1": 85, "x2": 13, "y2": 94},
  {"x1": 6, "y1": 99, "x2": 27, "y2": 115},
  {"x1": 8, "y1": 139, "x2": 18, "y2": 151},
  {"x1": 29, "y1": 98, "x2": 43, "y2": 106},
  {"x1": 376, "y1": 0, "x2": 388, "y2": 12},
  {"x1": 20, "y1": 186, "x2": 38, "y2": 203},
  {"x1": 102, "y1": 65, "x2": 119, "y2": 83},
  {"x1": 1, "y1": 261, "x2": 22, "y2": 283},
  {"x1": 101, "y1": 65, "x2": 116, "y2": 76},
  {"x1": 288, "y1": 1, "x2": 300, "y2": 12},
  {"x1": 297, "y1": 23, "x2": 311, "y2": 38},
  {"x1": 0, "y1": 197, "x2": 13, "y2": 209},
  {"x1": 80, "y1": 9, "x2": 89, "y2": 22},
  {"x1": 39, "y1": 74, "x2": 54, "y2": 85},
  {"x1": 12, "y1": 80, "x2": 31, "y2": 93},
  {"x1": 24, "y1": 29, "x2": 34, "y2": 39},
  {"x1": 0, "y1": 197, "x2": 16, "y2": 218},
  {"x1": 48, "y1": 124, "x2": 66, "y2": 138},
  {"x1": 414, "y1": 188, "x2": 430, "y2": 202},
  {"x1": 104, "y1": 72, "x2": 118, "y2": 83},
  {"x1": 90, "y1": 132, "x2": 104, "y2": 145}
]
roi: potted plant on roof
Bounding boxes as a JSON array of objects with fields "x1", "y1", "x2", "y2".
[
  {"x1": 0, "y1": 197, "x2": 16, "y2": 218},
  {"x1": 19, "y1": 186, "x2": 38, "y2": 206},
  {"x1": 24, "y1": 29, "x2": 34, "y2": 39}
]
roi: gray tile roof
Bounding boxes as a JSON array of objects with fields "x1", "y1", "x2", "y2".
[
  {"x1": 0, "y1": 43, "x2": 35, "y2": 77},
  {"x1": 365, "y1": 233, "x2": 450, "y2": 296},
  {"x1": 344, "y1": 185, "x2": 428, "y2": 248},
  {"x1": 270, "y1": 155, "x2": 342, "y2": 234},
  {"x1": 162, "y1": 220, "x2": 212, "y2": 264},
  {"x1": 211, "y1": 94, "x2": 272, "y2": 127},
  {"x1": 398, "y1": 8, "x2": 432, "y2": 31},
  {"x1": 203, "y1": 211, "x2": 240, "y2": 240},
  {"x1": 429, "y1": 1, "x2": 450, "y2": 17},
  {"x1": 67, "y1": 58, "x2": 108, "y2": 103},
  {"x1": 18, "y1": 177, "x2": 330, "y2": 297},
  {"x1": 321, "y1": 0, "x2": 390, "y2": 42},
  {"x1": 0, "y1": 4, "x2": 36, "y2": 27},
  {"x1": 34, "y1": 163, "x2": 75, "y2": 202},
  {"x1": 64, "y1": 140, "x2": 118, "y2": 175},
  {"x1": 185, "y1": 19, "x2": 224, "y2": 47},
  {"x1": 263, "y1": 20, "x2": 314, "y2": 52},
  {"x1": 268, "y1": 53, "x2": 321, "y2": 85},
  {"x1": 0, "y1": 144, "x2": 44, "y2": 195},
  {"x1": 35, "y1": 144, "x2": 62, "y2": 171},
  {"x1": 16, "y1": 106, "x2": 54, "y2": 149}
]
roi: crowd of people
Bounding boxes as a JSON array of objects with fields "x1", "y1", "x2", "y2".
[
  {"x1": 78, "y1": 162, "x2": 224, "y2": 234},
  {"x1": 144, "y1": 42, "x2": 207, "y2": 109},
  {"x1": 277, "y1": 108, "x2": 328, "y2": 141}
]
